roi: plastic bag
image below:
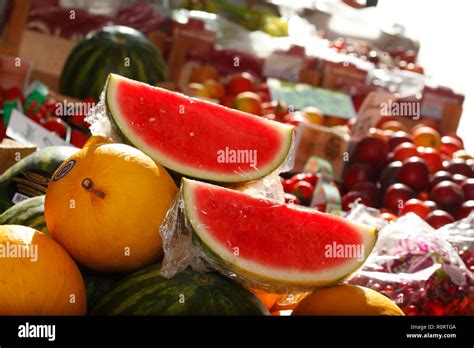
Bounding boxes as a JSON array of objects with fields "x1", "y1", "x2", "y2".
[
  {"x1": 438, "y1": 212, "x2": 474, "y2": 274},
  {"x1": 347, "y1": 211, "x2": 473, "y2": 315}
]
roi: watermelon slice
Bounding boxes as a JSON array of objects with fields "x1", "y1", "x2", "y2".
[
  {"x1": 182, "y1": 179, "x2": 378, "y2": 290},
  {"x1": 106, "y1": 74, "x2": 293, "y2": 183}
]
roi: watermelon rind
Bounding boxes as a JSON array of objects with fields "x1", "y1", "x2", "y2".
[
  {"x1": 105, "y1": 74, "x2": 294, "y2": 183},
  {"x1": 182, "y1": 178, "x2": 378, "y2": 291},
  {"x1": 91, "y1": 263, "x2": 269, "y2": 315},
  {"x1": 0, "y1": 195, "x2": 49, "y2": 235}
]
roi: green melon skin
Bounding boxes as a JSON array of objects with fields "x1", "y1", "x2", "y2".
[
  {"x1": 0, "y1": 195, "x2": 49, "y2": 235},
  {"x1": 91, "y1": 264, "x2": 269, "y2": 316},
  {"x1": 81, "y1": 269, "x2": 124, "y2": 312},
  {"x1": 59, "y1": 25, "x2": 167, "y2": 100},
  {"x1": 0, "y1": 146, "x2": 78, "y2": 213}
]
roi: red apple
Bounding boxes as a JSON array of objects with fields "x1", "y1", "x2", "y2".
[
  {"x1": 393, "y1": 142, "x2": 418, "y2": 162},
  {"x1": 397, "y1": 157, "x2": 429, "y2": 191},
  {"x1": 342, "y1": 191, "x2": 375, "y2": 211},
  {"x1": 430, "y1": 181, "x2": 464, "y2": 210},
  {"x1": 454, "y1": 200, "x2": 474, "y2": 220},
  {"x1": 353, "y1": 136, "x2": 389, "y2": 167},
  {"x1": 380, "y1": 120, "x2": 408, "y2": 132},
  {"x1": 462, "y1": 178, "x2": 474, "y2": 201},
  {"x1": 399, "y1": 198, "x2": 431, "y2": 219},
  {"x1": 203, "y1": 79, "x2": 225, "y2": 100},
  {"x1": 418, "y1": 147, "x2": 443, "y2": 173},
  {"x1": 351, "y1": 181, "x2": 379, "y2": 202},
  {"x1": 440, "y1": 136, "x2": 463, "y2": 156},
  {"x1": 444, "y1": 158, "x2": 474, "y2": 178},
  {"x1": 383, "y1": 183, "x2": 415, "y2": 213},
  {"x1": 226, "y1": 72, "x2": 255, "y2": 96},
  {"x1": 293, "y1": 181, "x2": 314, "y2": 201},
  {"x1": 426, "y1": 210, "x2": 455, "y2": 229},
  {"x1": 378, "y1": 161, "x2": 402, "y2": 190},
  {"x1": 388, "y1": 131, "x2": 413, "y2": 151},
  {"x1": 424, "y1": 200, "x2": 437, "y2": 211},
  {"x1": 452, "y1": 174, "x2": 468, "y2": 186},
  {"x1": 430, "y1": 171, "x2": 453, "y2": 188},
  {"x1": 344, "y1": 163, "x2": 376, "y2": 190},
  {"x1": 232, "y1": 91, "x2": 262, "y2": 115}
]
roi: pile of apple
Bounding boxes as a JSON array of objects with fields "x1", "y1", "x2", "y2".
[
  {"x1": 280, "y1": 172, "x2": 320, "y2": 207},
  {"x1": 186, "y1": 66, "x2": 348, "y2": 128},
  {"x1": 343, "y1": 118, "x2": 474, "y2": 229}
]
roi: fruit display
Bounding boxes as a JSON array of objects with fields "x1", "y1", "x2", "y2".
[
  {"x1": 106, "y1": 74, "x2": 293, "y2": 182},
  {"x1": 92, "y1": 263, "x2": 269, "y2": 315},
  {"x1": 342, "y1": 120, "x2": 474, "y2": 229},
  {"x1": 1, "y1": 0, "x2": 473, "y2": 323},
  {"x1": 60, "y1": 26, "x2": 167, "y2": 100},
  {"x1": 0, "y1": 225, "x2": 86, "y2": 315}
]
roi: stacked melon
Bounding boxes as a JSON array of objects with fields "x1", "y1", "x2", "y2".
[{"x1": 0, "y1": 74, "x2": 386, "y2": 316}]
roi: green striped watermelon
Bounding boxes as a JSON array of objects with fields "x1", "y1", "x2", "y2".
[
  {"x1": 81, "y1": 269, "x2": 122, "y2": 311},
  {"x1": 91, "y1": 263, "x2": 269, "y2": 315},
  {"x1": 0, "y1": 195, "x2": 49, "y2": 235},
  {"x1": 0, "y1": 146, "x2": 78, "y2": 213},
  {"x1": 60, "y1": 26, "x2": 167, "y2": 100}
]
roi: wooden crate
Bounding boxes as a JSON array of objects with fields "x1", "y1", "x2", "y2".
[{"x1": 0, "y1": 0, "x2": 31, "y2": 56}]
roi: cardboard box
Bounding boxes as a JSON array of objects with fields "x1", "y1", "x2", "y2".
[
  {"x1": 0, "y1": 139, "x2": 37, "y2": 174},
  {"x1": 293, "y1": 122, "x2": 350, "y2": 180},
  {"x1": 0, "y1": 54, "x2": 32, "y2": 90},
  {"x1": 19, "y1": 30, "x2": 78, "y2": 91}
]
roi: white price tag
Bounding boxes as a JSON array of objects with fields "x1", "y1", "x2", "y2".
[
  {"x1": 263, "y1": 54, "x2": 304, "y2": 82},
  {"x1": 6, "y1": 109, "x2": 75, "y2": 149}
]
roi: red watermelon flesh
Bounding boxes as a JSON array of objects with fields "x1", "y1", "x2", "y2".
[
  {"x1": 106, "y1": 74, "x2": 293, "y2": 183},
  {"x1": 182, "y1": 179, "x2": 378, "y2": 289}
]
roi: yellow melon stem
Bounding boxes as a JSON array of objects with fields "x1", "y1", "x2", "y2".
[{"x1": 81, "y1": 178, "x2": 105, "y2": 199}]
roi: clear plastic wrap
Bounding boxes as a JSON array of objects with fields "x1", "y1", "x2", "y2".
[
  {"x1": 347, "y1": 211, "x2": 473, "y2": 315},
  {"x1": 438, "y1": 212, "x2": 474, "y2": 275}
]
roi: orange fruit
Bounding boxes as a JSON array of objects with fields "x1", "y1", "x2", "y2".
[
  {"x1": 45, "y1": 143, "x2": 177, "y2": 272},
  {"x1": 292, "y1": 284, "x2": 404, "y2": 316},
  {"x1": 412, "y1": 126, "x2": 441, "y2": 149},
  {"x1": 252, "y1": 290, "x2": 279, "y2": 310},
  {"x1": 0, "y1": 225, "x2": 86, "y2": 315}
]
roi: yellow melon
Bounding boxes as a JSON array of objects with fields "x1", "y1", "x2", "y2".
[
  {"x1": 292, "y1": 284, "x2": 405, "y2": 316},
  {"x1": 0, "y1": 225, "x2": 86, "y2": 315},
  {"x1": 45, "y1": 143, "x2": 177, "y2": 272}
]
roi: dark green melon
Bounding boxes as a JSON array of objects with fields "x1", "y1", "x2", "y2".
[
  {"x1": 81, "y1": 269, "x2": 123, "y2": 311},
  {"x1": 0, "y1": 195, "x2": 49, "y2": 235},
  {"x1": 0, "y1": 146, "x2": 78, "y2": 213},
  {"x1": 60, "y1": 25, "x2": 167, "y2": 100},
  {"x1": 91, "y1": 264, "x2": 269, "y2": 315}
]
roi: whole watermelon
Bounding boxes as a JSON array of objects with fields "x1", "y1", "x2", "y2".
[
  {"x1": 91, "y1": 264, "x2": 269, "y2": 315},
  {"x1": 59, "y1": 25, "x2": 167, "y2": 100},
  {"x1": 0, "y1": 146, "x2": 78, "y2": 213},
  {"x1": 0, "y1": 195, "x2": 49, "y2": 235}
]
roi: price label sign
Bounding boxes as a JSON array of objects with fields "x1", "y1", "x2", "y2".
[{"x1": 6, "y1": 109, "x2": 75, "y2": 148}]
